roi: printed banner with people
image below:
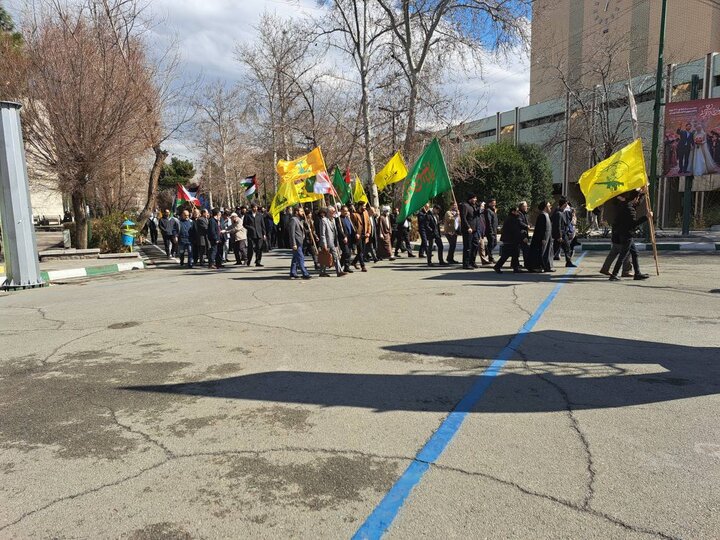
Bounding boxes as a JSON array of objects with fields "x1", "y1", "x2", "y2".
[{"x1": 663, "y1": 97, "x2": 720, "y2": 177}]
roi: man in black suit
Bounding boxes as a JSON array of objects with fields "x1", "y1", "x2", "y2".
[
  {"x1": 676, "y1": 123, "x2": 694, "y2": 174},
  {"x1": 493, "y1": 205, "x2": 523, "y2": 273},
  {"x1": 551, "y1": 197, "x2": 576, "y2": 267},
  {"x1": 484, "y1": 197, "x2": 499, "y2": 263},
  {"x1": 243, "y1": 203, "x2": 267, "y2": 267},
  {"x1": 207, "y1": 208, "x2": 225, "y2": 269},
  {"x1": 609, "y1": 191, "x2": 651, "y2": 281},
  {"x1": 424, "y1": 205, "x2": 447, "y2": 267},
  {"x1": 460, "y1": 194, "x2": 479, "y2": 269}
]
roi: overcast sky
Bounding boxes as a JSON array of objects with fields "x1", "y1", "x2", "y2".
[{"x1": 4, "y1": 0, "x2": 530, "y2": 159}]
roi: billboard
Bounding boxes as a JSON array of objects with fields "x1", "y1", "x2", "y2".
[{"x1": 663, "y1": 97, "x2": 720, "y2": 177}]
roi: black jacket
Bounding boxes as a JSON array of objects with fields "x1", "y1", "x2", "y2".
[
  {"x1": 424, "y1": 212, "x2": 441, "y2": 239},
  {"x1": 612, "y1": 200, "x2": 647, "y2": 243},
  {"x1": 417, "y1": 209, "x2": 428, "y2": 238},
  {"x1": 551, "y1": 208, "x2": 569, "y2": 240},
  {"x1": 484, "y1": 208, "x2": 498, "y2": 240},
  {"x1": 500, "y1": 214, "x2": 523, "y2": 245},
  {"x1": 518, "y1": 211, "x2": 530, "y2": 241},
  {"x1": 207, "y1": 217, "x2": 223, "y2": 244},
  {"x1": 243, "y1": 212, "x2": 266, "y2": 240},
  {"x1": 460, "y1": 201, "x2": 478, "y2": 233}
]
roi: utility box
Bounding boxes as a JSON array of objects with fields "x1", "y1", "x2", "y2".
[{"x1": 0, "y1": 101, "x2": 45, "y2": 290}]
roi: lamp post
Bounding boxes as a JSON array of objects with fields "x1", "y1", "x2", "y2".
[{"x1": 648, "y1": 0, "x2": 669, "y2": 216}]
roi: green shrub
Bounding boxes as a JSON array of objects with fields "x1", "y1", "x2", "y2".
[{"x1": 89, "y1": 212, "x2": 126, "y2": 253}]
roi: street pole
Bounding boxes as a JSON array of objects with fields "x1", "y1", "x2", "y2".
[
  {"x1": 682, "y1": 75, "x2": 700, "y2": 235},
  {"x1": 647, "y1": 0, "x2": 668, "y2": 218}
]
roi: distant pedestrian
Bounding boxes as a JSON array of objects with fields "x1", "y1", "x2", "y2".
[
  {"x1": 207, "y1": 208, "x2": 225, "y2": 269},
  {"x1": 443, "y1": 203, "x2": 460, "y2": 264},
  {"x1": 609, "y1": 191, "x2": 651, "y2": 281},
  {"x1": 528, "y1": 201, "x2": 554, "y2": 273},
  {"x1": 425, "y1": 204, "x2": 447, "y2": 267},
  {"x1": 494, "y1": 205, "x2": 523, "y2": 274},
  {"x1": 177, "y1": 210, "x2": 195, "y2": 268},
  {"x1": 230, "y1": 212, "x2": 247, "y2": 265},
  {"x1": 244, "y1": 203, "x2": 266, "y2": 267},
  {"x1": 484, "y1": 197, "x2": 498, "y2": 264},
  {"x1": 159, "y1": 209, "x2": 178, "y2": 258},
  {"x1": 289, "y1": 207, "x2": 312, "y2": 280}
]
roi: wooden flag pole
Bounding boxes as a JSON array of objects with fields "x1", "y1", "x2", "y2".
[{"x1": 643, "y1": 181, "x2": 660, "y2": 276}]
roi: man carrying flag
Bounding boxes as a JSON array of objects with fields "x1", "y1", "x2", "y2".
[
  {"x1": 353, "y1": 177, "x2": 369, "y2": 204},
  {"x1": 174, "y1": 184, "x2": 201, "y2": 213},
  {"x1": 397, "y1": 139, "x2": 453, "y2": 222},
  {"x1": 270, "y1": 180, "x2": 301, "y2": 224},
  {"x1": 578, "y1": 138, "x2": 658, "y2": 279}
]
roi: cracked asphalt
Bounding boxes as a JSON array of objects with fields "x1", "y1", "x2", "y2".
[{"x1": 0, "y1": 251, "x2": 718, "y2": 539}]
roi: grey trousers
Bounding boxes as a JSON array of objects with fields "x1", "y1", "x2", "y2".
[{"x1": 600, "y1": 242, "x2": 632, "y2": 274}]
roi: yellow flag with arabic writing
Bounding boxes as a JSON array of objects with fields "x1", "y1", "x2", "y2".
[
  {"x1": 276, "y1": 147, "x2": 327, "y2": 183},
  {"x1": 353, "y1": 176, "x2": 369, "y2": 204},
  {"x1": 579, "y1": 139, "x2": 648, "y2": 211},
  {"x1": 270, "y1": 179, "x2": 300, "y2": 224},
  {"x1": 374, "y1": 151, "x2": 408, "y2": 190}
]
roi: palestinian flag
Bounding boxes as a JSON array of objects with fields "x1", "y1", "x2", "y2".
[
  {"x1": 306, "y1": 171, "x2": 336, "y2": 195},
  {"x1": 240, "y1": 175, "x2": 258, "y2": 200},
  {"x1": 344, "y1": 167, "x2": 352, "y2": 184},
  {"x1": 174, "y1": 184, "x2": 200, "y2": 211}
]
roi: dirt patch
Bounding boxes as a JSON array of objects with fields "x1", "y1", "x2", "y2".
[
  {"x1": 221, "y1": 454, "x2": 399, "y2": 510},
  {"x1": 378, "y1": 352, "x2": 424, "y2": 364},
  {"x1": 249, "y1": 405, "x2": 314, "y2": 431},
  {"x1": 126, "y1": 522, "x2": 193, "y2": 540},
  {"x1": 168, "y1": 415, "x2": 229, "y2": 437},
  {"x1": 230, "y1": 347, "x2": 251, "y2": 355},
  {"x1": 108, "y1": 321, "x2": 141, "y2": 330},
  {"x1": 60, "y1": 349, "x2": 121, "y2": 362},
  {"x1": 0, "y1": 359, "x2": 193, "y2": 459},
  {"x1": 204, "y1": 363, "x2": 243, "y2": 377}
]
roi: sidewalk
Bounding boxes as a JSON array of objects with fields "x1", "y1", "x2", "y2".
[{"x1": 0, "y1": 255, "x2": 145, "y2": 285}]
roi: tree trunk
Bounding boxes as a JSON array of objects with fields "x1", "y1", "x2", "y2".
[
  {"x1": 136, "y1": 144, "x2": 168, "y2": 233},
  {"x1": 360, "y1": 69, "x2": 378, "y2": 208},
  {"x1": 403, "y1": 73, "x2": 419, "y2": 160},
  {"x1": 71, "y1": 189, "x2": 88, "y2": 249}
]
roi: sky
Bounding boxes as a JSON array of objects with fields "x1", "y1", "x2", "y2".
[{"x1": 4, "y1": 0, "x2": 531, "y2": 159}]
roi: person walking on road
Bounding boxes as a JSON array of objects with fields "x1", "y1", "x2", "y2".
[
  {"x1": 484, "y1": 197, "x2": 499, "y2": 264},
  {"x1": 229, "y1": 212, "x2": 247, "y2": 265},
  {"x1": 177, "y1": 210, "x2": 195, "y2": 268},
  {"x1": 609, "y1": 191, "x2": 651, "y2": 281},
  {"x1": 289, "y1": 207, "x2": 312, "y2": 280},
  {"x1": 243, "y1": 203, "x2": 266, "y2": 267},
  {"x1": 494, "y1": 206, "x2": 523, "y2": 274},
  {"x1": 443, "y1": 203, "x2": 460, "y2": 264},
  {"x1": 425, "y1": 204, "x2": 448, "y2": 267},
  {"x1": 528, "y1": 201, "x2": 554, "y2": 273},
  {"x1": 460, "y1": 194, "x2": 479, "y2": 269},
  {"x1": 159, "y1": 209, "x2": 179, "y2": 259},
  {"x1": 318, "y1": 207, "x2": 346, "y2": 277}
]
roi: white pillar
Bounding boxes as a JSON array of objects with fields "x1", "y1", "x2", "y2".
[{"x1": 0, "y1": 101, "x2": 45, "y2": 289}]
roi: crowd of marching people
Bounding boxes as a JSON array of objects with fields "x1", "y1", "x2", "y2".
[{"x1": 144, "y1": 189, "x2": 651, "y2": 281}]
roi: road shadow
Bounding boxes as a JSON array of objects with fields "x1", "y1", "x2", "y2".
[{"x1": 123, "y1": 331, "x2": 718, "y2": 413}]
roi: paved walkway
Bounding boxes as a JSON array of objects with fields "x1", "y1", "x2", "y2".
[{"x1": 0, "y1": 251, "x2": 718, "y2": 538}]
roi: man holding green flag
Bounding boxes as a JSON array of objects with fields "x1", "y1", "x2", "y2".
[
  {"x1": 332, "y1": 166, "x2": 351, "y2": 204},
  {"x1": 397, "y1": 139, "x2": 453, "y2": 222}
]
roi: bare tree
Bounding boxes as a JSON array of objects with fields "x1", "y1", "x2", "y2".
[
  {"x1": 376, "y1": 0, "x2": 530, "y2": 159},
  {"x1": 18, "y1": 0, "x2": 151, "y2": 247},
  {"x1": 194, "y1": 81, "x2": 243, "y2": 208}
]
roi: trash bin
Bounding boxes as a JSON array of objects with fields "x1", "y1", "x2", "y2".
[{"x1": 121, "y1": 219, "x2": 137, "y2": 251}]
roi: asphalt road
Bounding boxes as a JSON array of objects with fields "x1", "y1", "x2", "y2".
[{"x1": 0, "y1": 251, "x2": 718, "y2": 539}]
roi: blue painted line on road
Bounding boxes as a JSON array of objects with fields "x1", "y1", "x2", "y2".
[{"x1": 352, "y1": 253, "x2": 587, "y2": 540}]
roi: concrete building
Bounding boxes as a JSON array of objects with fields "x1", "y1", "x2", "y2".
[
  {"x1": 530, "y1": 0, "x2": 720, "y2": 104},
  {"x1": 445, "y1": 54, "x2": 720, "y2": 229}
]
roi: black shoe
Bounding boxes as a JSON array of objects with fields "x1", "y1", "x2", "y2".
[
  {"x1": 634, "y1": 273, "x2": 649, "y2": 280},
  {"x1": 345, "y1": 267, "x2": 354, "y2": 273},
  {"x1": 408, "y1": 253, "x2": 416, "y2": 258},
  {"x1": 471, "y1": 263, "x2": 479, "y2": 269},
  {"x1": 493, "y1": 266, "x2": 502, "y2": 274},
  {"x1": 565, "y1": 262, "x2": 577, "y2": 268},
  {"x1": 462, "y1": 265, "x2": 471, "y2": 270},
  {"x1": 256, "y1": 263, "x2": 264, "y2": 267},
  {"x1": 553, "y1": 256, "x2": 561, "y2": 261},
  {"x1": 609, "y1": 275, "x2": 620, "y2": 281},
  {"x1": 302, "y1": 275, "x2": 312, "y2": 280},
  {"x1": 290, "y1": 275, "x2": 299, "y2": 280},
  {"x1": 427, "y1": 263, "x2": 435, "y2": 267},
  {"x1": 513, "y1": 268, "x2": 525, "y2": 273},
  {"x1": 439, "y1": 261, "x2": 449, "y2": 266},
  {"x1": 319, "y1": 272, "x2": 331, "y2": 277}
]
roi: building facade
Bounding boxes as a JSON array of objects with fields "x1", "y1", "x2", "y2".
[
  {"x1": 530, "y1": 0, "x2": 720, "y2": 104},
  {"x1": 445, "y1": 54, "x2": 720, "y2": 229}
]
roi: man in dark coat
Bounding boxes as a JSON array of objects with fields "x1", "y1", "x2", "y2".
[
  {"x1": 337, "y1": 205, "x2": 355, "y2": 273},
  {"x1": 609, "y1": 191, "x2": 651, "y2": 281},
  {"x1": 460, "y1": 194, "x2": 480, "y2": 269},
  {"x1": 278, "y1": 208, "x2": 291, "y2": 249},
  {"x1": 424, "y1": 205, "x2": 447, "y2": 267},
  {"x1": 551, "y1": 197, "x2": 576, "y2": 267},
  {"x1": 417, "y1": 204, "x2": 430, "y2": 258},
  {"x1": 159, "y1": 209, "x2": 179, "y2": 259},
  {"x1": 676, "y1": 123, "x2": 694, "y2": 174},
  {"x1": 518, "y1": 201, "x2": 531, "y2": 268},
  {"x1": 493, "y1": 205, "x2": 523, "y2": 273},
  {"x1": 484, "y1": 197, "x2": 499, "y2": 263},
  {"x1": 288, "y1": 207, "x2": 311, "y2": 280},
  {"x1": 528, "y1": 201, "x2": 554, "y2": 272},
  {"x1": 207, "y1": 208, "x2": 225, "y2": 269},
  {"x1": 243, "y1": 203, "x2": 267, "y2": 267}
]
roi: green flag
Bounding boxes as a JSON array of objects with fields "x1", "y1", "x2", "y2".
[
  {"x1": 332, "y1": 166, "x2": 351, "y2": 204},
  {"x1": 398, "y1": 139, "x2": 452, "y2": 221}
]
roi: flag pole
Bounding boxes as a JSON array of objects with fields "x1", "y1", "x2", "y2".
[{"x1": 643, "y1": 181, "x2": 660, "y2": 276}]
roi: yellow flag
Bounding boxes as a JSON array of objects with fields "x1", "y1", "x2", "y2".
[
  {"x1": 270, "y1": 180, "x2": 300, "y2": 224},
  {"x1": 296, "y1": 178, "x2": 324, "y2": 203},
  {"x1": 353, "y1": 176, "x2": 369, "y2": 204},
  {"x1": 579, "y1": 139, "x2": 648, "y2": 211},
  {"x1": 374, "y1": 151, "x2": 408, "y2": 190},
  {"x1": 276, "y1": 147, "x2": 327, "y2": 183}
]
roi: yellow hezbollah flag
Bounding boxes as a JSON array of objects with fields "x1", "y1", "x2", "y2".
[
  {"x1": 270, "y1": 179, "x2": 300, "y2": 224},
  {"x1": 353, "y1": 176, "x2": 369, "y2": 204},
  {"x1": 374, "y1": 151, "x2": 408, "y2": 190},
  {"x1": 276, "y1": 147, "x2": 326, "y2": 183},
  {"x1": 296, "y1": 178, "x2": 324, "y2": 204},
  {"x1": 579, "y1": 139, "x2": 648, "y2": 211}
]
